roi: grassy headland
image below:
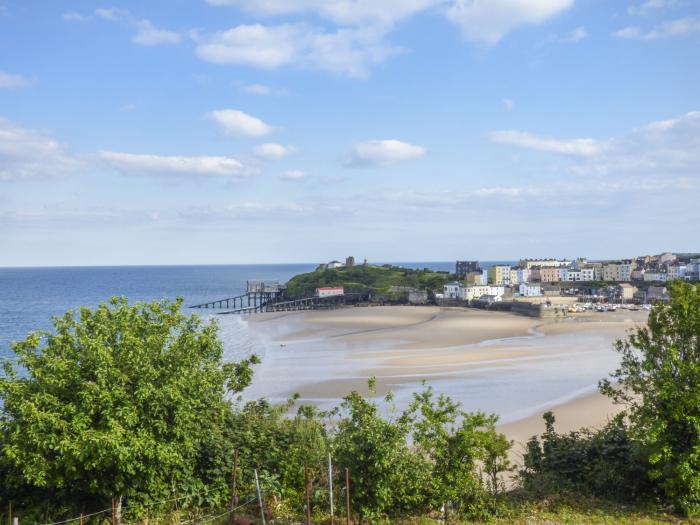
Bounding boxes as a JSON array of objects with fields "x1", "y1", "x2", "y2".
[{"x1": 284, "y1": 263, "x2": 455, "y2": 298}]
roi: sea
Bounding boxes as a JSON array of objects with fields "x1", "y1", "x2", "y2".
[{"x1": 0, "y1": 262, "x2": 512, "y2": 362}]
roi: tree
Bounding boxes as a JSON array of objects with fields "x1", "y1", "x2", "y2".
[
  {"x1": 600, "y1": 281, "x2": 700, "y2": 514},
  {"x1": 407, "y1": 386, "x2": 510, "y2": 520},
  {"x1": 0, "y1": 297, "x2": 258, "y2": 519},
  {"x1": 333, "y1": 381, "x2": 430, "y2": 522}
]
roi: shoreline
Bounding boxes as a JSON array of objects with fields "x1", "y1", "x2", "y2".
[{"x1": 240, "y1": 305, "x2": 643, "y2": 452}]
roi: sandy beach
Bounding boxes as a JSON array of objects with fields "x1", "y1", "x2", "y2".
[{"x1": 240, "y1": 305, "x2": 646, "y2": 457}]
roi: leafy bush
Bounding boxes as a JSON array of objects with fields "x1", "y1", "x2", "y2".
[
  {"x1": 601, "y1": 281, "x2": 700, "y2": 515},
  {"x1": 521, "y1": 412, "x2": 653, "y2": 502},
  {"x1": 333, "y1": 381, "x2": 510, "y2": 523},
  {"x1": 226, "y1": 398, "x2": 329, "y2": 516},
  {"x1": 0, "y1": 297, "x2": 258, "y2": 519}
]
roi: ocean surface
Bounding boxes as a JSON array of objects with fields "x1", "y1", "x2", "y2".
[{"x1": 0, "y1": 261, "x2": 512, "y2": 362}]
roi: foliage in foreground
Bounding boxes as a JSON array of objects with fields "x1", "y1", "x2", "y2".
[
  {"x1": 601, "y1": 280, "x2": 700, "y2": 515},
  {"x1": 0, "y1": 297, "x2": 509, "y2": 524},
  {"x1": 521, "y1": 281, "x2": 700, "y2": 516},
  {"x1": 521, "y1": 412, "x2": 653, "y2": 502},
  {"x1": 0, "y1": 297, "x2": 259, "y2": 518},
  {"x1": 2, "y1": 282, "x2": 700, "y2": 522}
]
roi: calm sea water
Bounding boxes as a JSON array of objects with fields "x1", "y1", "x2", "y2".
[{"x1": 0, "y1": 261, "x2": 511, "y2": 361}]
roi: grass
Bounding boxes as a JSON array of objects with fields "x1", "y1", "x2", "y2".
[{"x1": 285, "y1": 264, "x2": 454, "y2": 298}]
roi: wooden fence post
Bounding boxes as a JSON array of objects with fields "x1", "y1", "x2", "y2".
[
  {"x1": 328, "y1": 453, "x2": 334, "y2": 525},
  {"x1": 230, "y1": 448, "x2": 239, "y2": 523},
  {"x1": 254, "y1": 469, "x2": 266, "y2": 525},
  {"x1": 345, "y1": 468, "x2": 351, "y2": 525},
  {"x1": 304, "y1": 465, "x2": 312, "y2": 525}
]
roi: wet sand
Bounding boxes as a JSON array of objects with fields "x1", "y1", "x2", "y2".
[{"x1": 243, "y1": 305, "x2": 645, "y2": 457}]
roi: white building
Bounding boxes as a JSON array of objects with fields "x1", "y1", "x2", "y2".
[
  {"x1": 668, "y1": 265, "x2": 687, "y2": 280},
  {"x1": 686, "y1": 259, "x2": 700, "y2": 281},
  {"x1": 316, "y1": 286, "x2": 345, "y2": 297},
  {"x1": 516, "y1": 268, "x2": 531, "y2": 284},
  {"x1": 326, "y1": 260, "x2": 344, "y2": 269},
  {"x1": 618, "y1": 261, "x2": 635, "y2": 282},
  {"x1": 519, "y1": 283, "x2": 542, "y2": 296},
  {"x1": 519, "y1": 259, "x2": 572, "y2": 269},
  {"x1": 443, "y1": 281, "x2": 463, "y2": 299},
  {"x1": 510, "y1": 269, "x2": 519, "y2": 285},
  {"x1": 579, "y1": 267, "x2": 597, "y2": 281},
  {"x1": 463, "y1": 285, "x2": 505, "y2": 301},
  {"x1": 561, "y1": 269, "x2": 583, "y2": 282},
  {"x1": 643, "y1": 272, "x2": 668, "y2": 282}
]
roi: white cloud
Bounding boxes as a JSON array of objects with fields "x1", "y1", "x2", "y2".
[
  {"x1": 572, "y1": 111, "x2": 700, "y2": 177},
  {"x1": 120, "y1": 103, "x2": 137, "y2": 112},
  {"x1": 628, "y1": 0, "x2": 682, "y2": 17},
  {"x1": 243, "y1": 83, "x2": 287, "y2": 95},
  {"x1": 196, "y1": 24, "x2": 303, "y2": 69},
  {"x1": 304, "y1": 26, "x2": 402, "y2": 78},
  {"x1": 254, "y1": 143, "x2": 296, "y2": 159},
  {"x1": 0, "y1": 71, "x2": 33, "y2": 89},
  {"x1": 94, "y1": 7, "x2": 128, "y2": 21},
  {"x1": 614, "y1": 17, "x2": 700, "y2": 40},
  {"x1": 445, "y1": 0, "x2": 574, "y2": 44},
  {"x1": 488, "y1": 130, "x2": 604, "y2": 156},
  {"x1": 502, "y1": 98, "x2": 514, "y2": 110},
  {"x1": 279, "y1": 170, "x2": 306, "y2": 180},
  {"x1": 0, "y1": 119, "x2": 81, "y2": 180},
  {"x1": 63, "y1": 11, "x2": 91, "y2": 22},
  {"x1": 489, "y1": 111, "x2": 700, "y2": 178},
  {"x1": 99, "y1": 150, "x2": 251, "y2": 179},
  {"x1": 561, "y1": 26, "x2": 588, "y2": 43},
  {"x1": 345, "y1": 139, "x2": 426, "y2": 167},
  {"x1": 244, "y1": 84, "x2": 272, "y2": 95},
  {"x1": 200, "y1": 1, "x2": 571, "y2": 76},
  {"x1": 132, "y1": 19, "x2": 181, "y2": 45},
  {"x1": 91, "y1": 7, "x2": 181, "y2": 46},
  {"x1": 195, "y1": 23, "x2": 402, "y2": 78},
  {"x1": 204, "y1": 0, "x2": 440, "y2": 26},
  {"x1": 209, "y1": 109, "x2": 275, "y2": 137}
]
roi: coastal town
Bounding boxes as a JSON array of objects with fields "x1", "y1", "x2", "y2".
[
  {"x1": 303, "y1": 252, "x2": 700, "y2": 315},
  {"x1": 441, "y1": 252, "x2": 700, "y2": 307}
]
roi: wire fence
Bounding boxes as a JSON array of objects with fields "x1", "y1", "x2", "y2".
[
  {"x1": 9, "y1": 453, "x2": 352, "y2": 525},
  {"x1": 36, "y1": 487, "x2": 256, "y2": 525}
]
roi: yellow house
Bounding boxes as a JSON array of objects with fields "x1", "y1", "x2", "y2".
[{"x1": 488, "y1": 265, "x2": 511, "y2": 285}]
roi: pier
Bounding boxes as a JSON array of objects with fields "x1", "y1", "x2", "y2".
[
  {"x1": 189, "y1": 283, "x2": 371, "y2": 315},
  {"x1": 218, "y1": 292, "x2": 370, "y2": 314},
  {"x1": 188, "y1": 280, "x2": 284, "y2": 311}
]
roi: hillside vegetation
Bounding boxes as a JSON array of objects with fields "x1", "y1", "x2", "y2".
[{"x1": 284, "y1": 264, "x2": 454, "y2": 298}]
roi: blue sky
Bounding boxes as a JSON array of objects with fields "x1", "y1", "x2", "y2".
[{"x1": 1, "y1": 0, "x2": 699, "y2": 266}]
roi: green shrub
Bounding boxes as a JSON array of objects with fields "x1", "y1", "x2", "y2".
[{"x1": 521, "y1": 412, "x2": 653, "y2": 501}]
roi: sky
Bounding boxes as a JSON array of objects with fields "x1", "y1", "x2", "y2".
[{"x1": 1, "y1": 0, "x2": 699, "y2": 266}]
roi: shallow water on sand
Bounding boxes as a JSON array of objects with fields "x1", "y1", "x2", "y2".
[{"x1": 235, "y1": 310, "x2": 630, "y2": 424}]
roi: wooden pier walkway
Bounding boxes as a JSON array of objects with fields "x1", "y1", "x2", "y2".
[
  {"x1": 189, "y1": 289, "x2": 371, "y2": 315},
  {"x1": 188, "y1": 280, "x2": 283, "y2": 311},
  {"x1": 218, "y1": 293, "x2": 363, "y2": 315}
]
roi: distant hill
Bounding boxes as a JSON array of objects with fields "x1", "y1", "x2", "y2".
[{"x1": 285, "y1": 264, "x2": 455, "y2": 298}]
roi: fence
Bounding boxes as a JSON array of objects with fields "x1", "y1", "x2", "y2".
[{"x1": 6, "y1": 452, "x2": 354, "y2": 525}]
